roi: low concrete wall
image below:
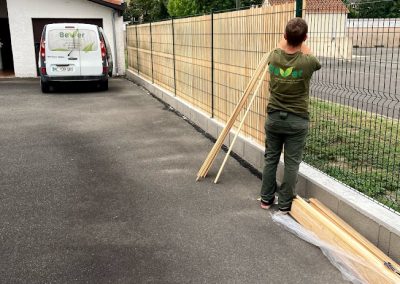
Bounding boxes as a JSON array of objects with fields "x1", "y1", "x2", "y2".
[{"x1": 126, "y1": 69, "x2": 400, "y2": 264}]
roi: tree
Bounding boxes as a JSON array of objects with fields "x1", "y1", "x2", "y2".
[
  {"x1": 167, "y1": 0, "x2": 198, "y2": 17},
  {"x1": 125, "y1": 0, "x2": 266, "y2": 21},
  {"x1": 124, "y1": 0, "x2": 170, "y2": 23},
  {"x1": 196, "y1": 0, "x2": 263, "y2": 13},
  {"x1": 343, "y1": 0, "x2": 400, "y2": 19},
  {"x1": 240, "y1": 0, "x2": 264, "y2": 8},
  {"x1": 167, "y1": 0, "x2": 264, "y2": 17},
  {"x1": 158, "y1": 0, "x2": 170, "y2": 20},
  {"x1": 195, "y1": 0, "x2": 235, "y2": 13},
  {"x1": 388, "y1": 0, "x2": 400, "y2": 17}
]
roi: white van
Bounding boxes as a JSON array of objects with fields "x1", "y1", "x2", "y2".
[{"x1": 38, "y1": 23, "x2": 113, "y2": 93}]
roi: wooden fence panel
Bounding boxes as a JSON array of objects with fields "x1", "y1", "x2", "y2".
[
  {"x1": 126, "y1": 25, "x2": 138, "y2": 71},
  {"x1": 136, "y1": 24, "x2": 152, "y2": 82},
  {"x1": 151, "y1": 20, "x2": 175, "y2": 93},
  {"x1": 213, "y1": 4, "x2": 294, "y2": 144},
  {"x1": 174, "y1": 15, "x2": 212, "y2": 115},
  {"x1": 126, "y1": 3, "x2": 295, "y2": 144}
]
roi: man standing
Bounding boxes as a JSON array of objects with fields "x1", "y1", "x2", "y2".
[{"x1": 260, "y1": 18, "x2": 321, "y2": 212}]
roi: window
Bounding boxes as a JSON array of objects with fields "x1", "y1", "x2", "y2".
[{"x1": 48, "y1": 29, "x2": 98, "y2": 52}]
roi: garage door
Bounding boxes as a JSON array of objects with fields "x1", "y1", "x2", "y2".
[{"x1": 32, "y1": 18, "x2": 103, "y2": 76}]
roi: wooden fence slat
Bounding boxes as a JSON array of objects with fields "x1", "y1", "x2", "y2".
[{"x1": 126, "y1": 3, "x2": 295, "y2": 144}]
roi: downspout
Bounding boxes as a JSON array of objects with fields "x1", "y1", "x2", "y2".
[{"x1": 112, "y1": 9, "x2": 119, "y2": 76}]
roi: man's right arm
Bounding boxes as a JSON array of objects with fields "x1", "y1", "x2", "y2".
[
  {"x1": 301, "y1": 45, "x2": 321, "y2": 71},
  {"x1": 310, "y1": 55, "x2": 322, "y2": 71}
]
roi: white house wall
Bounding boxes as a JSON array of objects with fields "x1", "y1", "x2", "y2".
[
  {"x1": 306, "y1": 13, "x2": 347, "y2": 37},
  {"x1": 305, "y1": 13, "x2": 352, "y2": 59},
  {"x1": 6, "y1": 0, "x2": 125, "y2": 77}
]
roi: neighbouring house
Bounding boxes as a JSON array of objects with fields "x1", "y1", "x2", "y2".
[
  {"x1": 264, "y1": 0, "x2": 352, "y2": 59},
  {"x1": 0, "y1": 0, "x2": 126, "y2": 77}
]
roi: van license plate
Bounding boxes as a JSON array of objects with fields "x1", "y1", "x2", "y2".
[{"x1": 52, "y1": 66, "x2": 74, "y2": 72}]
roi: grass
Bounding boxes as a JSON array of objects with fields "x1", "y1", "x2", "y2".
[{"x1": 305, "y1": 98, "x2": 400, "y2": 213}]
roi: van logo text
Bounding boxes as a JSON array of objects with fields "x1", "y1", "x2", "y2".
[{"x1": 59, "y1": 31, "x2": 85, "y2": 39}]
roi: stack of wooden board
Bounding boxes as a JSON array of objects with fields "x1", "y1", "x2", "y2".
[
  {"x1": 290, "y1": 197, "x2": 400, "y2": 283},
  {"x1": 196, "y1": 51, "x2": 271, "y2": 181}
]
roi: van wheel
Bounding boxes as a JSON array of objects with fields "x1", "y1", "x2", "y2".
[
  {"x1": 100, "y1": 80, "x2": 108, "y2": 91},
  {"x1": 41, "y1": 80, "x2": 50, "y2": 93}
]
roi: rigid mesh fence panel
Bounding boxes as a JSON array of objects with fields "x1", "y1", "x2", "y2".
[
  {"x1": 304, "y1": 0, "x2": 400, "y2": 212},
  {"x1": 151, "y1": 20, "x2": 175, "y2": 93},
  {"x1": 126, "y1": 0, "x2": 400, "y2": 213},
  {"x1": 213, "y1": 4, "x2": 294, "y2": 143},
  {"x1": 136, "y1": 24, "x2": 152, "y2": 82},
  {"x1": 173, "y1": 15, "x2": 213, "y2": 115},
  {"x1": 126, "y1": 25, "x2": 138, "y2": 71}
]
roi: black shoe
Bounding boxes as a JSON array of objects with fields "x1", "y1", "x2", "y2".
[{"x1": 260, "y1": 196, "x2": 275, "y2": 209}]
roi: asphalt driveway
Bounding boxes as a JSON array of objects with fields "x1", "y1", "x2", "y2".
[{"x1": 0, "y1": 78, "x2": 347, "y2": 283}]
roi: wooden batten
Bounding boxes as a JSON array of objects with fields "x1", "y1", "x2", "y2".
[
  {"x1": 290, "y1": 197, "x2": 400, "y2": 283},
  {"x1": 196, "y1": 52, "x2": 270, "y2": 179},
  {"x1": 309, "y1": 198, "x2": 400, "y2": 274}
]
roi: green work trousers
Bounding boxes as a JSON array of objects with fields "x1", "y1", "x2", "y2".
[{"x1": 260, "y1": 111, "x2": 309, "y2": 209}]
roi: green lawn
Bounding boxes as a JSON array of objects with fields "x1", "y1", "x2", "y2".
[{"x1": 305, "y1": 98, "x2": 400, "y2": 212}]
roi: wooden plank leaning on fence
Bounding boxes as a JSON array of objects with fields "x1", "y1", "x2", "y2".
[
  {"x1": 290, "y1": 197, "x2": 400, "y2": 283},
  {"x1": 213, "y1": 62, "x2": 269, "y2": 184},
  {"x1": 196, "y1": 51, "x2": 271, "y2": 181}
]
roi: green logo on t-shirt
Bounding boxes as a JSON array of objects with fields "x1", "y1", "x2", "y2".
[{"x1": 269, "y1": 64, "x2": 303, "y2": 78}]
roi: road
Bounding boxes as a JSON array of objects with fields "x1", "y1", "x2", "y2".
[
  {"x1": 312, "y1": 48, "x2": 400, "y2": 118},
  {"x1": 0, "y1": 78, "x2": 347, "y2": 283}
]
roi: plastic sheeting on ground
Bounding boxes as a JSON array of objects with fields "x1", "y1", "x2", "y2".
[{"x1": 272, "y1": 212, "x2": 393, "y2": 284}]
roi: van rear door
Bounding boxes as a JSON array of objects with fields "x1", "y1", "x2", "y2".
[
  {"x1": 79, "y1": 26, "x2": 102, "y2": 76},
  {"x1": 46, "y1": 24, "x2": 81, "y2": 77}
]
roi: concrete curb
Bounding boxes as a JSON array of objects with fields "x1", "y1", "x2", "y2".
[{"x1": 126, "y1": 69, "x2": 400, "y2": 263}]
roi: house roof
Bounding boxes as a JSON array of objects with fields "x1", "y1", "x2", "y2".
[
  {"x1": 103, "y1": 0, "x2": 123, "y2": 5},
  {"x1": 88, "y1": 0, "x2": 126, "y2": 12},
  {"x1": 267, "y1": 0, "x2": 349, "y2": 13}
]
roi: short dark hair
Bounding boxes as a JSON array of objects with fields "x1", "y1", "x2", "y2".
[{"x1": 285, "y1": 18, "x2": 308, "y2": 46}]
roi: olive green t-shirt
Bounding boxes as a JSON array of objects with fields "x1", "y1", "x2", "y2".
[{"x1": 267, "y1": 48, "x2": 321, "y2": 118}]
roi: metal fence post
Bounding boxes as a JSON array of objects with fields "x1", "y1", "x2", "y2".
[
  {"x1": 150, "y1": 21, "x2": 154, "y2": 83},
  {"x1": 135, "y1": 24, "x2": 139, "y2": 75},
  {"x1": 172, "y1": 17, "x2": 177, "y2": 96},
  {"x1": 296, "y1": 0, "x2": 303, "y2": 17},
  {"x1": 211, "y1": 10, "x2": 214, "y2": 118}
]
